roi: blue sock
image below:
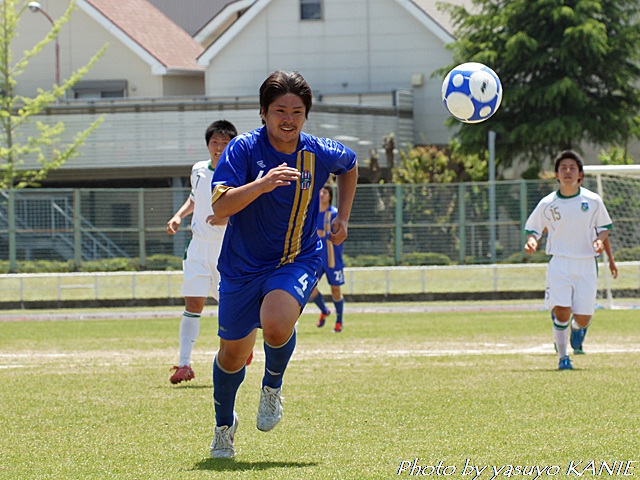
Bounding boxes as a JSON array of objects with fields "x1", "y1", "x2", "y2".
[
  {"x1": 334, "y1": 298, "x2": 344, "y2": 324},
  {"x1": 263, "y1": 330, "x2": 296, "y2": 389},
  {"x1": 213, "y1": 356, "x2": 245, "y2": 427},
  {"x1": 313, "y1": 294, "x2": 329, "y2": 315}
]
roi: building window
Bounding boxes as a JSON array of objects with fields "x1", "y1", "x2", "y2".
[
  {"x1": 300, "y1": 0, "x2": 322, "y2": 20},
  {"x1": 73, "y1": 80, "x2": 127, "y2": 99}
]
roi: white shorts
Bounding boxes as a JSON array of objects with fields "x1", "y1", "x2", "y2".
[
  {"x1": 545, "y1": 256, "x2": 598, "y2": 315},
  {"x1": 181, "y1": 236, "x2": 223, "y2": 301}
]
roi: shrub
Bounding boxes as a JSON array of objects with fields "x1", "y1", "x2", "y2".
[
  {"x1": 81, "y1": 258, "x2": 139, "y2": 272},
  {"x1": 616, "y1": 247, "x2": 640, "y2": 261},
  {"x1": 145, "y1": 254, "x2": 182, "y2": 271},
  {"x1": 400, "y1": 252, "x2": 452, "y2": 266},
  {"x1": 503, "y1": 250, "x2": 550, "y2": 264},
  {"x1": 346, "y1": 254, "x2": 394, "y2": 267},
  {"x1": 0, "y1": 259, "x2": 75, "y2": 273}
]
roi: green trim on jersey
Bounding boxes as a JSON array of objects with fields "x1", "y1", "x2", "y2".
[{"x1": 556, "y1": 187, "x2": 582, "y2": 199}]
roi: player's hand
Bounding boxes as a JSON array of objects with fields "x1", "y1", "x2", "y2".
[
  {"x1": 167, "y1": 216, "x2": 181, "y2": 235},
  {"x1": 259, "y1": 163, "x2": 301, "y2": 192},
  {"x1": 609, "y1": 260, "x2": 619, "y2": 279},
  {"x1": 329, "y1": 217, "x2": 348, "y2": 245},
  {"x1": 206, "y1": 214, "x2": 228, "y2": 226},
  {"x1": 524, "y1": 237, "x2": 537, "y2": 254},
  {"x1": 593, "y1": 239, "x2": 604, "y2": 254}
]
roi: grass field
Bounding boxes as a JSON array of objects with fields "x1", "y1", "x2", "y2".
[{"x1": 1, "y1": 305, "x2": 639, "y2": 479}]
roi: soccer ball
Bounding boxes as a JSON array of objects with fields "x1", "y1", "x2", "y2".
[{"x1": 441, "y1": 62, "x2": 503, "y2": 123}]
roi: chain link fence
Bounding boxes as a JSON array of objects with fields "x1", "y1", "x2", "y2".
[{"x1": 1, "y1": 176, "x2": 639, "y2": 270}]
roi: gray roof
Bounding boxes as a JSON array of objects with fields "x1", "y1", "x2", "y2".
[
  {"x1": 146, "y1": 0, "x2": 233, "y2": 35},
  {"x1": 411, "y1": 0, "x2": 474, "y2": 35}
]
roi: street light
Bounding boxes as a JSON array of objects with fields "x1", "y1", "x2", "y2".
[{"x1": 28, "y1": 1, "x2": 60, "y2": 88}]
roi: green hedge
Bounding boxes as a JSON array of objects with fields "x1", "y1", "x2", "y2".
[
  {"x1": 0, "y1": 254, "x2": 183, "y2": 274},
  {"x1": 616, "y1": 247, "x2": 640, "y2": 262},
  {"x1": 1, "y1": 247, "x2": 637, "y2": 273}
]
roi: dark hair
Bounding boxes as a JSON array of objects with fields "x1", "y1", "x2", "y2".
[
  {"x1": 321, "y1": 184, "x2": 333, "y2": 203},
  {"x1": 554, "y1": 149, "x2": 584, "y2": 173},
  {"x1": 205, "y1": 119, "x2": 238, "y2": 145},
  {"x1": 259, "y1": 70, "x2": 312, "y2": 124}
]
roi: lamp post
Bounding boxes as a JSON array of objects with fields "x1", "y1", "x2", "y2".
[{"x1": 28, "y1": 2, "x2": 60, "y2": 88}]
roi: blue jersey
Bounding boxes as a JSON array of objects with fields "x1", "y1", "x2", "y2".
[
  {"x1": 212, "y1": 126, "x2": 357, "y2": 280},
  {"x1": 316, "y1": 205, "x2": 344, "y2": 272}
]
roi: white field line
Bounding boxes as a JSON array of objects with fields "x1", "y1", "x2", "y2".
[
  {"x1": 0, "y1": 303, "x2": 546, "y2": 322},
  {"x1": 2, "y1": 342, "x2": 640, "y2": 370},
  {"x1": 3, "y1": 298, "x2": 640, "y2": 322}
]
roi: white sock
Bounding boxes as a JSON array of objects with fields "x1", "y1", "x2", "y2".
[
  {"x1": 179, "y1": 312, "x2": 201, "y2": 366},
  {"x1": 553, "y1": 319, "x2": 570, "y2": 358},
  {"x1": 572, "y1": 317, "x2": 591, "y2": 330}
]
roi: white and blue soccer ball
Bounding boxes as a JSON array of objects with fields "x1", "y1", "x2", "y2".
[{"x1": 441, "y1": 62, "x2": 503, "y2": 124}]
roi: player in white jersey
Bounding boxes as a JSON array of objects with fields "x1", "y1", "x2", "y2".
[
  {"x1": 524, "y1": 150, "x2": 613, "y2": 371},
  {"x1": 166, "y1": 120, "x2": 238, "y2": 384}
]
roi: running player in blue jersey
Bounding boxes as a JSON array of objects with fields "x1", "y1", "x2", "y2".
[
  {"x1": 310, "y1": 184, "x2": 346, "y2": 332},
  {"x1": 208, "y1": 70, "x2": 358, "y2": 458}
]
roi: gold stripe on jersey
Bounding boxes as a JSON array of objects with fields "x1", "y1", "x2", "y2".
[
  {"x1": 280, "y1": 151, "x2": 315, "y2": 266},
  {"x1": 324, "y1": 210, "x2": 335, "y2": 268},
  {"x1": 211, "y1": 184, "x2": 234, "y2": 206},
  {"x1": 327, "y1": 239, "x2": 335, "y2": 268}
]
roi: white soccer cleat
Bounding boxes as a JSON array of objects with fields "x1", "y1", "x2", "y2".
[
  {"x1": 210, "y1": 412, "x2": 238, "y2": 459},
  {"x1": 256, "y1": 385, "x2": 283, "y2": 432}
]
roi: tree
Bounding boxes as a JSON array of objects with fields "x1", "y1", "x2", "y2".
[
  {"x1": 392, "y1": 140, "x2": 487, "y2": 184},
  {"x1": 438, "y1": 0, "x2": 640, "y2": 177},
  {"x1": 0, "y1": 0, "x2": 106, "y2": 188}
]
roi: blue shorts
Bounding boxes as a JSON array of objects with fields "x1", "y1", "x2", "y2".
[
  {"x1": 317, "y1": 264, "x2": 345, "y2": 286},
  {"x1": 217, "y1": 260, "x2": 320, "y2": 340}
]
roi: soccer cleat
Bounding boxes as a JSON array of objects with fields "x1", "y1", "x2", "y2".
[
  {"x1": 570, "y1": 327, "x2": 587, "y2": 355},
  {"x1": 558, "y1": 356, "x2": 573, "y2": 371},
  {"x1": 169, "y1": 365, "x2": 195, "y2": 384},
  {"x1": 317, "y1": 310, "x2": 330, "y2": 328},
  {"x1": 246, "y1": 350, "x2": 254, "y2": 366},
  {"x1": 256, "y1": 385, "x2": 283, "y2": 432},
  {"x1": 210, "y1": 412, "x2": 238, "y2": 459},
  {"x1": 333, "y1": 322, "x2": 342, "y2": 333}
]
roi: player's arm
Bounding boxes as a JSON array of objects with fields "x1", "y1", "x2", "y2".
[
  {"x1": 602, "y1": 235, "x2": 618, "y2": 279},
  {"x1": 167, "y1": 196, "x2": 194, "y2": 235},
  {"x1": 212, "y1": 163, "x2": 301, "y2": 217},
  {"x1": 593, "y1": 228, "x2": 609, "y2": 255},
  {"x1": 329, "y1": 164, "x2": 358, "y2": 246}
]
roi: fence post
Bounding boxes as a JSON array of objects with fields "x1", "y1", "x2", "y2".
[
  {"x1": 488, "y1": 131, "x2": 497, "y2": 262},
  {"x1": 395, "y1": 184, "x2": 402, "y2": 264},
  {"x1": 458, "y1": 183, "x2": 466, "y2": 264},
  {"x1": 8, "y1": 189, "x2": 16, "y2": 272},
  {"x1": 519, "y1": 180, "x2": 528, "y2": 261},
  {"x1": 138, "y1": 190, "x2": 146, "y2": 268},
  {"x1": 74, "y1": 190, "x2": 82, "y2": 268}
]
